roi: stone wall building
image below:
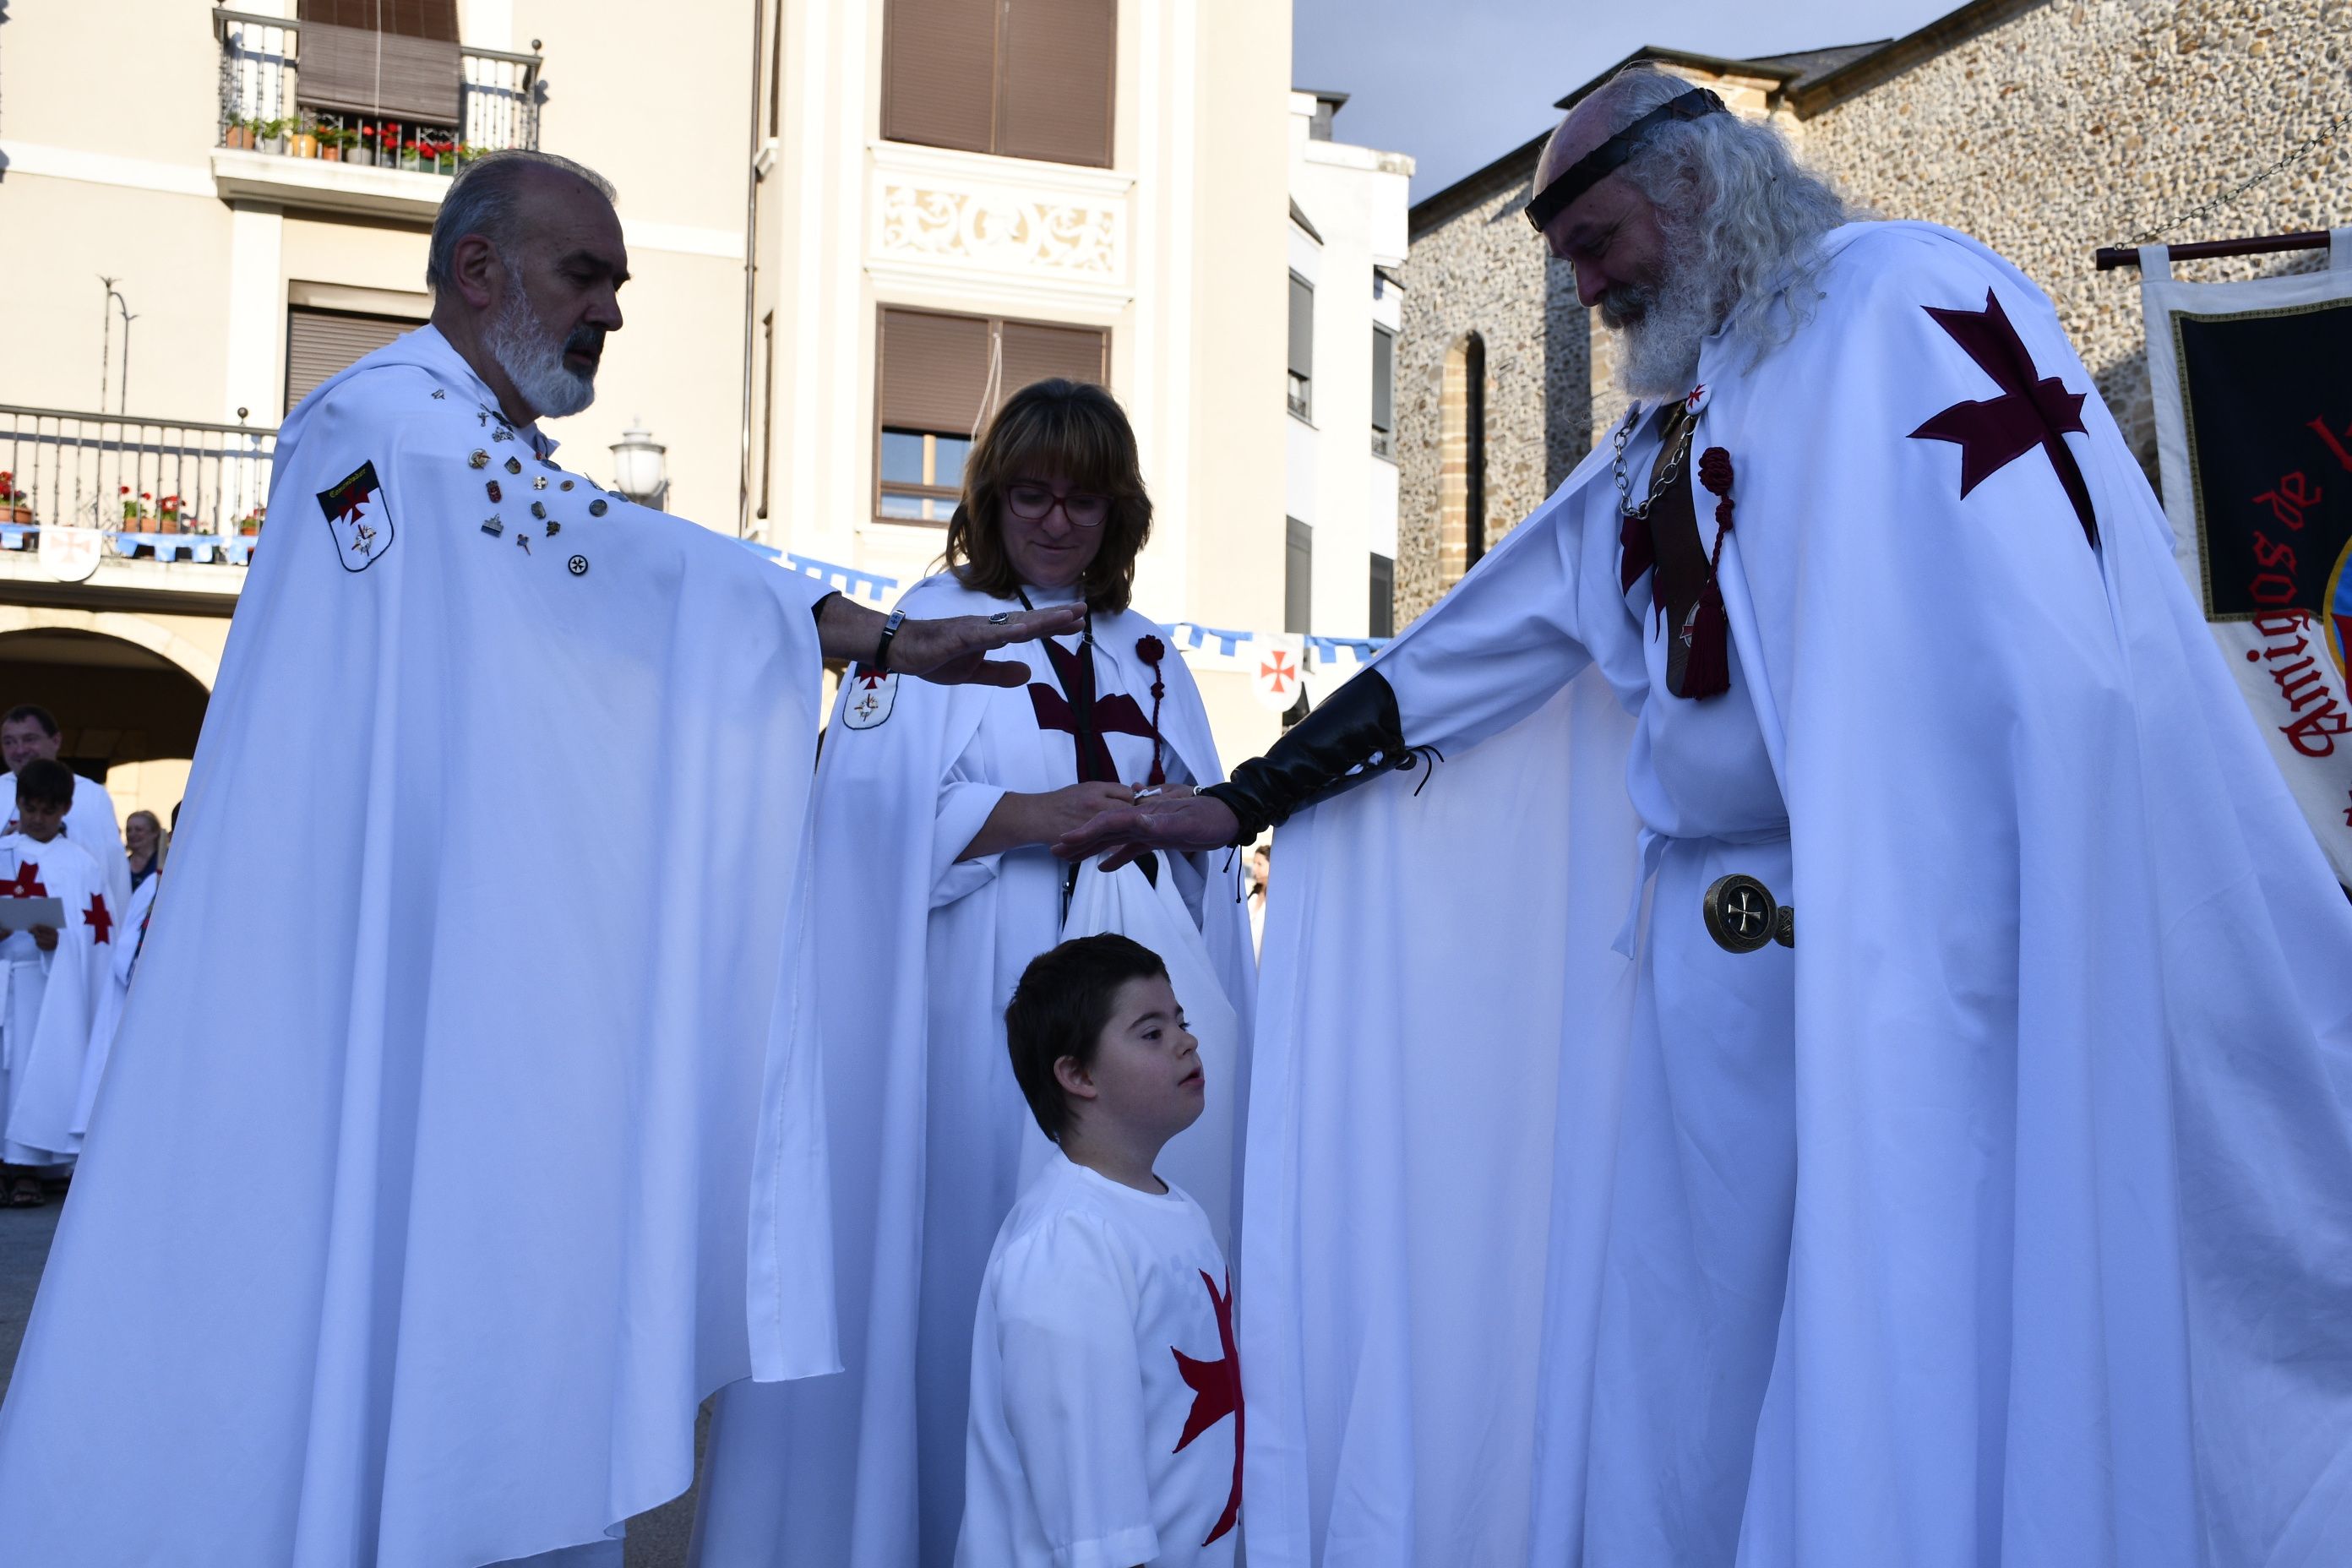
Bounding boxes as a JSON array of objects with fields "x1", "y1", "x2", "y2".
[{"x1": 1393, "y1": 0, "x2": 2352, "y2": 623}]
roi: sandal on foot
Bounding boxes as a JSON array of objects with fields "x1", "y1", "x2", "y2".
[{"x1": 6, "y1": 1177, "x2": 47, "y2": 1207}]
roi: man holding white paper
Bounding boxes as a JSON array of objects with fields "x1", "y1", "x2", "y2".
[{"x1": 0, "y1": 758, "x2": 112, "y2": 1204}]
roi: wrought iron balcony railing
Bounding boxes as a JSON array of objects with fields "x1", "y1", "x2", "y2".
[
  {"x1": 212, "y1": 8, "x2": 540, "y2": 175},
  {"x1": 0, "y1": 406, "x2": 278, "y2": 569}
]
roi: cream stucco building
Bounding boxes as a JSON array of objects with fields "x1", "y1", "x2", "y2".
[{"x1": 1, "y1": 0, "x2": 1319, "y2": 819}]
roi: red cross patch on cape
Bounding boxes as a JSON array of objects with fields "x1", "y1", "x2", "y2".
[
  {"x1": 841, "y1": 662, "x2": 898, "y2": 730},
  {"x1": 316, "y1": 459, "x2": 396, "y2": 572},
  {"x1": 1171, "y1": 1268, "x2": 1244, "y2": 1547},
  {"x1": 1908, "y1": 289, "x2": 2099, "y2": 548}
]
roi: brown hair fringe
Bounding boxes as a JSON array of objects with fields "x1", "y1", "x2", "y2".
[{"x1": 943, "y1": 378, "x2": 1152, "y2": 614}]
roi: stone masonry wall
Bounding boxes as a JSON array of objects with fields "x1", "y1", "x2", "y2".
[
  {"x1": 1395, "y1": 182, "x2": 1591, "y2": 621},
  {"x1": 1800, "y1": 0, "x2": 2352, "y2": 474},
  {"x1": 1392, "y1": 0, "x2": 2352, "y2": 623}
]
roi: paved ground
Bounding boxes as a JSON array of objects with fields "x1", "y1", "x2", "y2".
[{"x1": 0, "y1": 1193, "x2": 707, "y2": 1566}]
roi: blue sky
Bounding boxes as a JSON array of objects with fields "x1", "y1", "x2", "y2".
[{"x1": 1293, "y1": 0, "x2": 1960, "y2": 197}]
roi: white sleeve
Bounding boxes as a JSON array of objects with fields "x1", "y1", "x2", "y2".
[
  {"x1": 930, "y1": 749, "x2": 1012, "y2": 909},
  {"x1": 991, "y1": 1216, "x2": 1160, "y2": 1568}
]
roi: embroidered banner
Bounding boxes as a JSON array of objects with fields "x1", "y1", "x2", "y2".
[{"x1": 2142, "y1": 228, "x2": 2352, "y2": 881}]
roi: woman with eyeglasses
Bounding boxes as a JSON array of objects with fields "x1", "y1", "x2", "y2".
[{"x1": 693, "y1": 378, "x2": 1255, "y2": 1568}]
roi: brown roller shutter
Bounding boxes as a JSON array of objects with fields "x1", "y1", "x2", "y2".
[
  {"x1": 298, "y1": 0, "x2": 459, "y2": 41},
  {"x1": 997, "y1": 0, "x2": 1115, "y2": 167},
  {"x1": 286, "y1": 308, "x2": 413, "y2": 413},
  {"x1": 999, "y1": 320, "x2": 1107, "y2": 401},
  {"x1": 882, "y1": 0, "x2": 997, "y2": 155},
  {"x1": 879, "y1": 308, "x2": 994, "y2": 436},
  {"x1": 297, "y1": 20, "x2": 462, "y2": 123}
]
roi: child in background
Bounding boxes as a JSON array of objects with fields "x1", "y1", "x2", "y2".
[{"x1": 957, "y1": 934, "x2": 1241, "y2": 1568}]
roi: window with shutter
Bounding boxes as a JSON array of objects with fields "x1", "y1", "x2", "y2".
[
  {"x1": 1369, "y1": 552, "x2": 1395, "y2": 638},
  {"x1": 285, "y1": 307, "x2": 413, "y2": 414},
  {"x1": 882, "y1": 0, "x2": 1114, "y2": 168},
  {"x1": 1286, "y1": 517, "x2": 1313, "y2": 634},
  {"x1": 1288, "y1": 275, "x2": 1314, "y2": 422},
  {"x1": 1371, "y1": 324, "x2": 1396, "y2": 457},
  {"x1": 295, "y1": 0, "x2": 461, "y2": 124},
  {"x1": 877, "y1": 307, "x2": 1108, "y2": 523}
]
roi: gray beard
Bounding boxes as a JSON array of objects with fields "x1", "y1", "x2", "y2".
[
  {"x1": 1602, "y1": 259, "x2": 1722, "y2": 400},
  {"x1": 487, "y1": 270, "x2": 598, "y2": 419}
]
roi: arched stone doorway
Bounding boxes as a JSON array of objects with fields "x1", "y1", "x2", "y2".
[{"x1": 0, "y1": 621, "x2": 215, "y2": 827}]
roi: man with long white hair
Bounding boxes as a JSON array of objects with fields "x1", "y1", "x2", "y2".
[
  {"x1": 0, "y1": 150, "x2": 1079, "y2": 1567},
  {"x1": 1065, "y1": 64, "x2": 2352, "y2": 1566}
]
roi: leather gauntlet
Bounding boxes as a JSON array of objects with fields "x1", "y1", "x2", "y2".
[{"x1": 1200, "y1": 670, "x2": 1410, "y2": 844}]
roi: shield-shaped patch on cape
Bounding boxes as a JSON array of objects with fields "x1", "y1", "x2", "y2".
[
  {"x1": 316, "y1": 460, "x2": 395, "y2": 572},
  {"x1": 841, "y1": 664, "x2": 898, "y2": 729}
]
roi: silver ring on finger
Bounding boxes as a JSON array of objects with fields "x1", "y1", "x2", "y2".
[{"x1": 988, "y1": 612, "x2": 1012, "y2": 625}]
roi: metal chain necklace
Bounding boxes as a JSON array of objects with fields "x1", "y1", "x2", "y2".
[{"x1": 1614, "y1": 403, "x2": 1696, "y2": 520}]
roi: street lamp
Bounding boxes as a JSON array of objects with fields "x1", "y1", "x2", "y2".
[{"x1": 609, "y1": 418, "x2": 668, "y2": 509}]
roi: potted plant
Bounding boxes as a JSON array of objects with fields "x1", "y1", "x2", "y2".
[
  {"x1": 259, "y1": 117, "x2": 288, "y2": 155},
  {"x1": 318, "y1": 124, "x2": 345, "y2": 163},
  {"x1": 0, "y1": 472, "x2": 30, "y2": 525},
  {"x1": 118, "y1": 486, "x2": 151, "y2": 527},
  {"x1": 288, "y1": 116, "x2": 318, "y2": 159},
  {"x1": 223, "y1": 116, "x2": 255, "y2": 150},
  {"x1": 348, "y1": 123, "x2": 375, "y2": 166},
  {"x1": 155, "y1": 494, "x2": 186, "y2": 535},
  {"x1": 236, "y1": 504, "x2": 265, "y2": 537},
  {"x1": 398, "y1": 137, "x2": 423, "y2": 173}
]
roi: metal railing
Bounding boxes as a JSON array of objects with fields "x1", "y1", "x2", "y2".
[
  {"x1": 0, "y1": 406, "x2": 277, "y2": 568},
  {"x1": 212, "y1": 8, "x2": 540, "y2": 173}
]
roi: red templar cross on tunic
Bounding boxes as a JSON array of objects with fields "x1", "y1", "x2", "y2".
[
  {"x1": 83, "y1": 892, "x2": 112, "y2": 945},
  {"x1": 1027, "y1": 636, "x2": 1160, "y2": 784},
  {"x1": 1908, "y1": 288, "x2": 2099, "y2": 548},
  {"x1": 3, "y1": 862, "x2": 47, "y2": 899},
  {"x1": 1171, "y1": 1268, "x2": 1244, "y2": 1547}
]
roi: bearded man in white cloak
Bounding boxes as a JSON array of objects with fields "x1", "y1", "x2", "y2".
[
  {"x1": 1064, "y1": 65, "x2": 2352, "y2": 1568},
  {"x1": 0, "y1": 150, "x2": 1078, "y2": 1568}
]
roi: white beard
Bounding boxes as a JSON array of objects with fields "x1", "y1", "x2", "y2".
[
  {"x1": 1603, "y1": 256, "x2": 1722, "y2": 400},
  {"x1": 487, "y1": 268, "x2": 598, "y2": 419}
]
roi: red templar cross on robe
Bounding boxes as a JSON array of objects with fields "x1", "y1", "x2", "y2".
[
  {"x1": 3, "y1": 862, "x2": 47, "y2": 899},
  {"x1": 83, "y1": 892, "x2": 112, "y2": 945},
  {"x1": 1908, "y1": 288, "x2": 2099, "y2": 548},
  {"x1": 1170, "y1": 1268, "x2": 1244, "y2": 1547},
  {"x1": 1027, "y1": 637, "x2": 1160, "y2": 784}
]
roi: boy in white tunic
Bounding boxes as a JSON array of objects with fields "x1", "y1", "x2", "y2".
[
  {"x1": 0, "y1": 760, "x2": 112, "y2": 1203},
  {"x1": 959, "y1": 934, "x2": 1241, "y2": 1568}
]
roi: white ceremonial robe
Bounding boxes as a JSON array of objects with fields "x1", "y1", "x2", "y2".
[
  {"x1": 0, "y1": 770, "x2": 129, "y2": 918},
  {"x1": 0, "y1": 831, "x2": 111, "y2": 1167},
  {"x1": 1241, "y1": 221, "x2": 2352, "y2": 1567},
  {"x1": 74, "y1": 861, "x2": 160, "y2": 1141},
  {"x1": 0, "y1": 324, "x2": 840, "y2": 1568},
  {"x1": 694, "y1": 572, "x2": 1256, "y2": 1568},
  {"x1": 957, "y1": 1153, "x2": 1242, "y2": 1568}
]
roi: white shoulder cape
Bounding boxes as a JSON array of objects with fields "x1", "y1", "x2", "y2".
[{"x1": 0, "y1": 326, "x2": 837, "y2": 1567}]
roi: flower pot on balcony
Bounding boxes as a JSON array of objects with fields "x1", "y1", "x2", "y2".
[
  {"x1": 264, "y1": 135, "x2": 287, "y2": 155},
  {"x1": 400, "y1": 151, "x2": 422, "y2": 172},
  {"x1": 224, "y1": 123, "x2": 255, "y2": 150},
  {"x1": 289, "y1": 132, "x2": 318, "y2": 158},
  {"x1": 319, "y1": 144, "x2": 342, "y2": 162},
  {"x1": 2, "y1": 505, "x2": 32, "y2": 525},
  {"x1": 347, "y1": 144, "x2": 375, "y2": 167}
]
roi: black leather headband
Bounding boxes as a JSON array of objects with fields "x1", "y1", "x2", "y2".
[{"x1": 1523, "y1": 87, "x2": 1728, "y2": 232}]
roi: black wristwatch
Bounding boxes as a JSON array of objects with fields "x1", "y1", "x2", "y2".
[{"x1": 873, "y1": 610, "x2": 908, "y2": 672}]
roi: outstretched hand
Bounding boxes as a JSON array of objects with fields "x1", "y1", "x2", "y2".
[
  {"x1": 1055, "y1": 792, "x2": 1240, "y2": 870},
  {"x1": 819, "y1": 597, "x2": 1086, "y2": 686}
]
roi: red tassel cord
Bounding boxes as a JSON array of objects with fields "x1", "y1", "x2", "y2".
[
  {"x1": 1135, "y1": 634, "x2": 1169, "y2": 786},
  {"x1": 1682, "y1": 447, "x2": 1737, "y2": 699}
]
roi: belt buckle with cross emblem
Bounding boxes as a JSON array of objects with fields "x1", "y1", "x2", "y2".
[{"x1": 1703, "y1": 872, "x2": 1794, "y2": 954}]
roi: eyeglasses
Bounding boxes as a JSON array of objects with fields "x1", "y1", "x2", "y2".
[{"x1": 1004, "y1": 482, "x2": 1112, "y2": 528}]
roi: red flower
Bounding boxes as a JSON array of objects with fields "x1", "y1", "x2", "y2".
[
  {"x1": 1135, "y1": 634, "x2": 1166, "y2": 666},
  {"x1": 119, "y1": 485, "x2": 130, "y2": 495},
  {"x1": 139, "y1": 491, "x2": 152, "y2": 501}
]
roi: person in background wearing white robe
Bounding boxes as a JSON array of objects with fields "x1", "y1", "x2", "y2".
[
  {"x1": 692, "y1": 379, "x2": 1255, "y2": 1568},
  {"x1": 0, "y1": 760, "x2": 112, "y2": 1206},
  {"x1": 1064, "y1": 63, "x2": 2352, "y2": 1568},
  {"x1": 958, "y1": 934, "x2": 1241, "y2": 1568},
  {"x1": 0, "y1": 705, "x2": 127, "y2": 918},
  {"x1": 0, "y1": 149, "x2": 1080, "y2": 1568}
]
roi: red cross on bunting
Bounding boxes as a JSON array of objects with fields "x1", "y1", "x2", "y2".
[
  {"x1": 1170, "y1": 1268, "x2": 1244, "y2": 1547},
  {"x1": 1908, "y1": 288, "x2": 2099, "y2": 547},
  {"x1": 3, "y1": 861, "x2": 47, "y2": 899},
  {"x1": 83, "y1": 893, "x2": 111, "y2": 945},
  {"x1": 1258, "y1": 647, "x2": 1299, "y2": 696}
]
